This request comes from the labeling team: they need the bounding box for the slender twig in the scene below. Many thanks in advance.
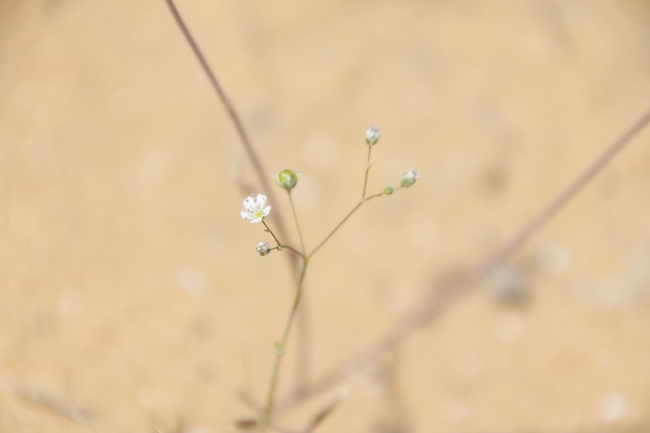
[362,146,372,198]
[307,189,391,259]
[277,107,650,412]
[289,193,307,255]
[365,191,386,201]
[261,261,309,431]
[308,201,363,259]
[272,245,303,257]
[263,220,282,247]
[163,0,278,215]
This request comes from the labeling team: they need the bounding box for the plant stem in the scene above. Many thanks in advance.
[272,245,303,256]
[261,260,309,431]
[263,220,303,257]
[163,0,290,240]
[362,146,372,198]
[262,220,281,246]
[289,192,307,255]
[308,201,363,259]
[275,107,650,414]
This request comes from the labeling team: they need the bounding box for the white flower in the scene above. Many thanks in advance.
[400,169,419,187]
[365,124,381,146]
[240,194,271,223]
[256,241,271,256]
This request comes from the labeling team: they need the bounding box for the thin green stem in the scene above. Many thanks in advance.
[261,261,309,431]
[362,146,372,198]
[289,192,307,255]
[365,191,386,201]
[308,201,363,259]
[308,188,396,259]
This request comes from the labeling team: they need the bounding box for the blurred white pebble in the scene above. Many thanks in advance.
[494,311,525,342]
[535,241,571,275]
[175,265,208,296]
[597,393,628,422]
[487,265,531,304]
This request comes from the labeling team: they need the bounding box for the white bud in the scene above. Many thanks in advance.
[256,241,271,256]
[365,125,381,146]
[400,169,419,188]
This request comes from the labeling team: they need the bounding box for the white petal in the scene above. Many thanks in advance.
[240,211,250,220]
[243,196,255,210]
[263,206,271,216]
[256,194,267,208]
[251,216,263,223]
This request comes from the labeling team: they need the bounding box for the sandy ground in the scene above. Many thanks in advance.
[2,0,650,432]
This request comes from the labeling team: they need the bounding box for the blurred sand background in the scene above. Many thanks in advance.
[2,0,650,432]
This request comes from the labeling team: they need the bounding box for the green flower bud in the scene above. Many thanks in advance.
[384,185,394,195]
[275,169,298,191]
[400,169,419,188]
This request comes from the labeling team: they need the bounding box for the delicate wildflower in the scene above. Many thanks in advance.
[240,194,271,223]
[275,168,298,192]
[365,124,381,146]
[400,169,419,188]
[256,241,271,256]
[383,185,394,195]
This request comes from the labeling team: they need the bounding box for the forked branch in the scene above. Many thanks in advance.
[276,106,650,412]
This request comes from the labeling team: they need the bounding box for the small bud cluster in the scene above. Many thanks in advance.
[256,241,271,256]
[239,125,419,257]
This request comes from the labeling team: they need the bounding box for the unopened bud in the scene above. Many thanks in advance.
[400,169,419,188]
[384,185,394,195]
[256,241,271,256]
[275,169,298,192]
[365,125,381,146]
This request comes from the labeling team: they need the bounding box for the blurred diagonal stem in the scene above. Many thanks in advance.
[163,0,279,216]
[163,0,313,383]
[277,106,650,412]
